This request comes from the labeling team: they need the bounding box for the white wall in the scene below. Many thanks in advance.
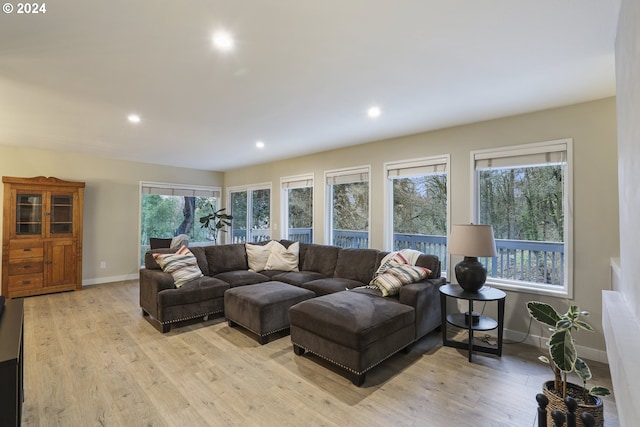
[0,145,223,286]
[603,0,640,425]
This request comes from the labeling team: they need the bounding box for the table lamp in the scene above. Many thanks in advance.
[448,224,497,292]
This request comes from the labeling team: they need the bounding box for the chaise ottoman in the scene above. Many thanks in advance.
[224,281,315,344]
[289,290,416,386]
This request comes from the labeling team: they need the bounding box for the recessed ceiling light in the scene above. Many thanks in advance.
[367,106,381,119]
[212,30,234,52]
[127,114,141,123]
[256,141,265,149]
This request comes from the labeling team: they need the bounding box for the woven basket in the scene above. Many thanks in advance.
[542,381,604,427]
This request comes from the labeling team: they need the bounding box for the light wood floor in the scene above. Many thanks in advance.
[21,280,619,427]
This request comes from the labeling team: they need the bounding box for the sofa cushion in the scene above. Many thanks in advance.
[302,277,364,296]
[187,246,209,275]
[301,244,340,277]
[333,248,379,284]
[205,244,249,275]
[158,276,229,307]
[246,241,275,272]
[153,246,204,287]
[214,270,270,287]
[273,271,326,286]
[415,254,441,278]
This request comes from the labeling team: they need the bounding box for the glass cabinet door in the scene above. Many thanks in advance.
[49,194,73,234]
[15,193,43,235]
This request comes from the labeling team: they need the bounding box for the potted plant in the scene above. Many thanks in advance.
[526,301,610,427]
[199,205,233,245]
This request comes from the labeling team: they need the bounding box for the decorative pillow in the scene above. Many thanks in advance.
[370,265,431,297]
[375,251,410,275]
[246,241,275,272]
[265,241,299,271]
[153,245,203,288]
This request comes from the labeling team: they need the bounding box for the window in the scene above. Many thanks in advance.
[472,139,572,297]
[325,166,370,248]
[139,182,221,264]
[385,156,449,273]
[228,184,272,243]
[281,174,314,243]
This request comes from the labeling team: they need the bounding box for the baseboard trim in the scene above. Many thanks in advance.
[82,274,138,287]
[503,328,609,364]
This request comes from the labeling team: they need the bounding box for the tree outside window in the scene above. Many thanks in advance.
[473,139,571,295]
[140,184,220,264]
[229,186,271,243]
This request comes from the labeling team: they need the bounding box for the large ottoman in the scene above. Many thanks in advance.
[224,281,315,344]
[289,290,416,386]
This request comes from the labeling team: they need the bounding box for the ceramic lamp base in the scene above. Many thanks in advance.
[455,256,487,292]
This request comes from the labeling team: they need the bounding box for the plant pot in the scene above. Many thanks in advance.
[542,380,604,427]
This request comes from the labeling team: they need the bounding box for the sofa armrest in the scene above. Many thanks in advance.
[139,268,176,318]
[399,277,446,340]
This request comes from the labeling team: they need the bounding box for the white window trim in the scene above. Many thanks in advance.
[280,173,314,241]
[227,182,273,244]
[383,155,451,277]
[324,165,371,247]
[138,181,222,267]
[470,138,573,298]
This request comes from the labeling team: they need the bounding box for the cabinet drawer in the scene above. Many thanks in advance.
[8,259,44,276]
[9,240,44,259]
[8,274,43,291]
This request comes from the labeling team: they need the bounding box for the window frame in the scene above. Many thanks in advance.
[138,181,222,267]
[280,173,314,243]
[470,138,573,298]
[383,155,451,277]
[324,165,371,248]
[227,182,273,244]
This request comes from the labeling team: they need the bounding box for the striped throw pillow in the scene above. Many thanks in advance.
[370,265,431,297]
[153,245,203,288]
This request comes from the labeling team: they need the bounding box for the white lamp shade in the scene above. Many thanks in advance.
[447,224,497,257]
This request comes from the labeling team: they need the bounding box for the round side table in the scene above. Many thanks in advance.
[439,283,506,362]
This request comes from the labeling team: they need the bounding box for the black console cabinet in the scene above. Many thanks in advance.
[0,298,24,427]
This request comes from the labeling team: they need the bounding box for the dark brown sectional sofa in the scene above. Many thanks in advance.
[139,240,446,385]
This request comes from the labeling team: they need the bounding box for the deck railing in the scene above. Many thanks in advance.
[229,228,564,286]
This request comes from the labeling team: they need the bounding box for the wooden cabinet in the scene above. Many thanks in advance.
[2,176,84,298]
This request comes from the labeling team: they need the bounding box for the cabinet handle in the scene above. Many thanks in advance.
[23,265,32,269]
[23,248,32,252]
[22,280,31,285]
[45,260,52,265]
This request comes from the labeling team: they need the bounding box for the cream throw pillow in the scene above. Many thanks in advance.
[246,241,275,272]
[265,241,299,271]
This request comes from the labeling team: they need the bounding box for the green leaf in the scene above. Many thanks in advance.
[575,320,594,332]
[556,319,571,330]
[549,329,576,372]
[574,358,592,382]
[527,301,561,327]
[589,386,611,397]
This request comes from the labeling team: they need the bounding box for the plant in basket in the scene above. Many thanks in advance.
[526,301,610,427]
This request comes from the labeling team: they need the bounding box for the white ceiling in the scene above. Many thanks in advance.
[0,0,620,171]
